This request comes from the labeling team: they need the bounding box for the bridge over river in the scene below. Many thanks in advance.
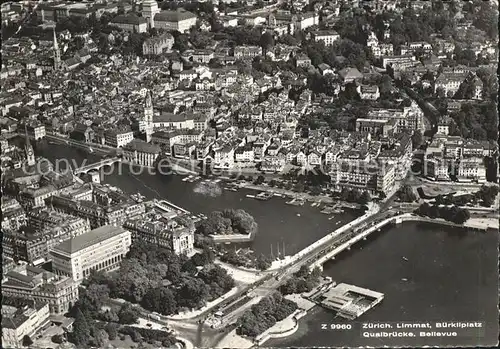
[73,157,121,175]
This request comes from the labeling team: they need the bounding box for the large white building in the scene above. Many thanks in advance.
[214,144,235,169]
[434,73,468,97]
[312,30,340,46]
[456,157,486,182]
[330,162,396,196]
[50,225,132,283]
[296,12,319,30]
[143,33,174,55]
[104,128,134,148]
[154,8,197,32]
[124,216,195,255]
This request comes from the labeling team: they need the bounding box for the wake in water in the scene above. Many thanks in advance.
[129,173,162,198]
[193,181,222,197]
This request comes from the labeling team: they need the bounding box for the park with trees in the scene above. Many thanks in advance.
[236,292,298,338]
[414,203,471,225]
[67,240,237,347]
[396,185,418,202]
[280,266,322,295]
[74,240,234,314]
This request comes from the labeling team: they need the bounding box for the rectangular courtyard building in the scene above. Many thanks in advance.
[50,225,132,283]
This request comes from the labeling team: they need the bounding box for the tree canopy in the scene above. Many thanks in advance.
[82,241,235,316]
[415,203,471,224]
[236,292,298,337]
[196,209,258,236]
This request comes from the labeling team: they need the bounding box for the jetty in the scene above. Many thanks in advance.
[286,198,305,206]
[321,204,344,214]
[308,283,384,320]
[255,192,273,200]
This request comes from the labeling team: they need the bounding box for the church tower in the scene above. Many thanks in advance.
[142,0,160,30]
[53,28,61,71]
[24,126,35,166]
[144,90,154,142]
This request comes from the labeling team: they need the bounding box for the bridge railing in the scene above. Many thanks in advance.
[309,213,414,269]
[73,157,120,173]
[287,203,379,266]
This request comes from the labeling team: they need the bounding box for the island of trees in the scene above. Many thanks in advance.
[196,209,258,237]
[475,185,499,207]
[396,185,418,202]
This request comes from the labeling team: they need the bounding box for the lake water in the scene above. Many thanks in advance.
[267,222,499,347]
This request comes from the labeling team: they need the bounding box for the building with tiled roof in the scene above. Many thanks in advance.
[2,264,78,314]
[154,9,197,32]
[312,30,340,46]
[109,14,148,33]
[124,212,194,255]
[1,301,50,348]
[122,139,161,167]
[143,33,174,56]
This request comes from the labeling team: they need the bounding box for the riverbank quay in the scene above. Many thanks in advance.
[165,287,240,320]
[215,293,316,348]
[240,182,336,203]
[214,260,269,285]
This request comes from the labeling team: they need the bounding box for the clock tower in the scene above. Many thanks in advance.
[142,0,160,30]
[24,126,35,166]
[144,90,154,142]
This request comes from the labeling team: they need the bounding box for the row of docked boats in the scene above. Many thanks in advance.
[246,191,274,200]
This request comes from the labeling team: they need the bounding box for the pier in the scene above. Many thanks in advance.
[315,283,384,320]
[152,199,190,215]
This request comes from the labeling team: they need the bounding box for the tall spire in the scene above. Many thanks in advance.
[24,125,35,166]
[53,27,59,49]
[24,124,30,145]
[53,27,61,70]
[144,90,154,135]
[145,89,152,109]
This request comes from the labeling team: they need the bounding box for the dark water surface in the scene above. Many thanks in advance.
[34,142,355,257]
[34,142,499,346]
[267,222,499,347]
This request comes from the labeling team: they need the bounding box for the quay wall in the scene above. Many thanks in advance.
[309,213,488,269]
[209,232,254,243]
[286,203,379,266]
[255,309,308,346]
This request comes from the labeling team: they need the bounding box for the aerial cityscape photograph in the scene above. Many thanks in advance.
[0,0,498,348]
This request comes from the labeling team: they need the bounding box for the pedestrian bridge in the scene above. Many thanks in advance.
[74,157,121,175]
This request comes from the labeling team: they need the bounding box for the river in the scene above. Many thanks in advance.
[32,141,499,346]
[32,141,357,257]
